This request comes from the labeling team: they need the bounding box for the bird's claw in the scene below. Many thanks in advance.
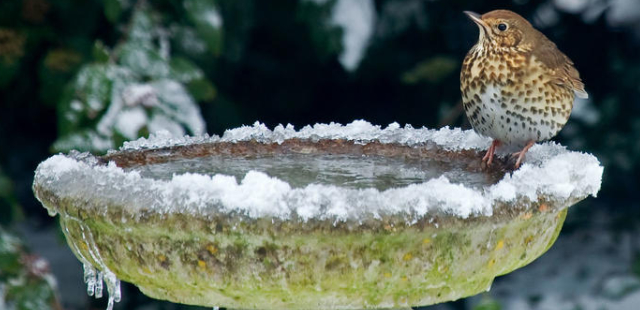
[482,140,502,166]
[511,140,536,169]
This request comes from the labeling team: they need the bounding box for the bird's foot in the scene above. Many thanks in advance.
[482,140,502,166]
[511,140,536,169]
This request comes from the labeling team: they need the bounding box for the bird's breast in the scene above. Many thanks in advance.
[461,48,575,145]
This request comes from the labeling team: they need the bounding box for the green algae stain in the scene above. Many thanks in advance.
[47,192,568,309]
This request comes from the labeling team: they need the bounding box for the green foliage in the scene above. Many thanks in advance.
[53,5,214,153]
[296,0,343,62]
[92,41,111,63]
[39,48,84,107]
[0,229,59,310]
[103,0,125,24]
[187,78,217,101]
[0,28,25,88]
[402,56,458,85]
[0,230,21,281]
[183,0,224,56]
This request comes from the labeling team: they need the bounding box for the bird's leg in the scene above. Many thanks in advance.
[482,140,501,166]
[511,140,536,169]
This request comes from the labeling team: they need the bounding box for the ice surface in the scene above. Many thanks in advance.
[132,154,495,190]
[36,121,603,221]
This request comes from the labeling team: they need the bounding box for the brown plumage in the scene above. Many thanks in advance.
[460,10,587,168]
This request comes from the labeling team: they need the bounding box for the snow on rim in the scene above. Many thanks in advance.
[118,120,490,151]
[35,121,603,221]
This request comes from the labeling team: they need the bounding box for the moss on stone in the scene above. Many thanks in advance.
[40,187,567,309]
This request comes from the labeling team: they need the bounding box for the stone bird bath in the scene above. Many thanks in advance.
[32,121,603,309]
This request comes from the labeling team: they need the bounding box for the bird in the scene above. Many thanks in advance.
[460,10,587,169]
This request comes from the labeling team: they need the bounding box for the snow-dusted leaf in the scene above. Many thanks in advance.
[92,41,110,63]
[57,64,135,136]
[150,79,206,135]
[297,0,343,62]
[128,8,155,44]
[118,42,171,78]
[0,229,60,309]
[183,0,223,56]
[186,78,216,101]
[53,130,115,153]
[104,0,123,24]
[53,6,209,153]
[169,57,204,83]
[171,25,208,56]
[55,76,206,152]
[148,113,186,137]
[114,106,148,140]
[121,83,159,107]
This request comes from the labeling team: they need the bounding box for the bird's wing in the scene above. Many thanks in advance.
[533,33,589,99]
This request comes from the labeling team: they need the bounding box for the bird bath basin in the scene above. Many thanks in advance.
[32,121,603,309]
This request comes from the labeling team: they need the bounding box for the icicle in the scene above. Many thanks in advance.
[112,278,122,302]
[81,224,122,310]
[104,271,121,303]
[106,296,115,310]
[65,217,123,310]
[82,263,97,296]
[95,272,104,298]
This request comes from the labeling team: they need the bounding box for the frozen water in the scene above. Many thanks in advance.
[36,121,603,222]
[83,263,96,296]
[131,154,496,190]
[62,217,121,310]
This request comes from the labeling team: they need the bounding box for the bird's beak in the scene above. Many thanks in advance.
[464,11,488,30]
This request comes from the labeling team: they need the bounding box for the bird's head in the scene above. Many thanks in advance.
[464,10,534,49]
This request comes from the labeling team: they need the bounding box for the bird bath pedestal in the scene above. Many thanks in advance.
[32,121,602,309]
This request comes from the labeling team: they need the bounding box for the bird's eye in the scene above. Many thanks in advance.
[497,23,508,31]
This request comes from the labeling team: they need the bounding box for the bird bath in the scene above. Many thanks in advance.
[32,121,603,309]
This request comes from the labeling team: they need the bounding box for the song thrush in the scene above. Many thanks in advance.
[460,10,587,168]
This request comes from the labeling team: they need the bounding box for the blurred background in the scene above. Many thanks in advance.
[1,0,639,309]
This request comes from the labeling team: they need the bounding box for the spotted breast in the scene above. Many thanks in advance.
[460,10,587,168]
